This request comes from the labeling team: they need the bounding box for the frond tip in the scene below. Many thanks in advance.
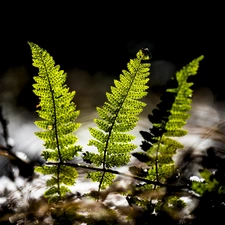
[83,48,151,190]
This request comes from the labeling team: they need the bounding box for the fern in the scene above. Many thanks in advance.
[29,42,82,202]
[83,49,151,190]
[138,55,204,187]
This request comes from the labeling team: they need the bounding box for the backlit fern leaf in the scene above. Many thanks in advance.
[83,49,151,190]
[138,56,204,187]
[29,42,82,202]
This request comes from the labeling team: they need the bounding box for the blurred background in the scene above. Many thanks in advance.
[0,3,224,175]
[1,3,224,105]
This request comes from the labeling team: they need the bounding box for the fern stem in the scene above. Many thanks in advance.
[47,75,62,163]
[57,164,61,198]
[41,56,62,163]
[154,125,165,189]
[98,171,106,197]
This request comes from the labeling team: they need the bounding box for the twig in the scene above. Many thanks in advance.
[46,161,188,191]
[0,105,12,149]
[0,146,37,178]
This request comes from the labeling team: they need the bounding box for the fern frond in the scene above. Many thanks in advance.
[83,49,151,190]
[139,55,204,187]
[29,42,82,202]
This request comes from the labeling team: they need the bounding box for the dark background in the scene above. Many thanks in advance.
[0,4,224,107]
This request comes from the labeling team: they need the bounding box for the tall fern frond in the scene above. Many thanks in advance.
[29,42,82,202]
[83,49,151,190]
[138,55,204,187]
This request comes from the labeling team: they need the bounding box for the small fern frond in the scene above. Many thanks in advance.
[83,49,151,190]
[29,42,82,202]
[139,55,204,186]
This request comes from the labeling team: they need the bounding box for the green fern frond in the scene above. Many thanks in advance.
[29,42,82,202]
[83,49,151,190]
[139,55,204,186]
